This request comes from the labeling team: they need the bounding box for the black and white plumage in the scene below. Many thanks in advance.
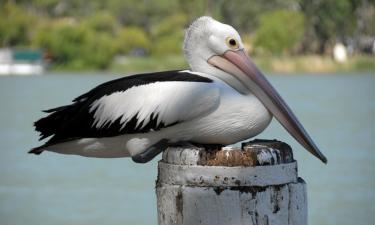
[30,17,327,163]
[31,69,268,159]
[33,70,213,143]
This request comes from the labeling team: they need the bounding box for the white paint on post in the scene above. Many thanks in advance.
[156,140,307,225]
[157,162,297,187]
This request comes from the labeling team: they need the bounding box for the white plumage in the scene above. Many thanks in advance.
[90,77,220,130]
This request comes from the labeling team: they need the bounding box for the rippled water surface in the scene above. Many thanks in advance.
[0,72,374,225]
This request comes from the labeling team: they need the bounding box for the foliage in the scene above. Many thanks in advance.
[32,20,115,69]
[81,33,116,69]
[298,0,359,53]
[32,20,87,64]
[1,0,373,70]
[253,10,305,54]
[0,2,37,47]
[82,11,119,35]
[219,0,298,33]
[110,55,187,72]
[150,14,187,56]
[115,27,151,55]
[151,34,183,56]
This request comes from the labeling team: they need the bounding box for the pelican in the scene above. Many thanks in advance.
[30,17,327,163]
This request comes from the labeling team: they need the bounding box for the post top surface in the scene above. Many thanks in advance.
[162,139,294,167]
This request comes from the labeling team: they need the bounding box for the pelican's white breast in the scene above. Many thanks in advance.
[164,74,272,145]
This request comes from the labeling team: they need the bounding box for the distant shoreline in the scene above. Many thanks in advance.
[253,55,375,73]
[48,54,375,74]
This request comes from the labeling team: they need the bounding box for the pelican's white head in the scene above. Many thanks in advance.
[184,16,248,93]
[183,16,327,164]
[184,17,243,68]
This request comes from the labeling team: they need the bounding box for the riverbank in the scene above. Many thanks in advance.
[107,54,375,74]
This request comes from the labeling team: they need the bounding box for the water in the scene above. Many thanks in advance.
[0,72,374,225]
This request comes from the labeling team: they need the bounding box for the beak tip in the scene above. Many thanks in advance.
[322,156,328,164]
[316,151,328,164]
[307,144,327,164]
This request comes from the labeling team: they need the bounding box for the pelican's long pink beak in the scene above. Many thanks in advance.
[208,50,327,163]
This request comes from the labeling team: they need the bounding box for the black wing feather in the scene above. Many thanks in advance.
[34,70,212,147]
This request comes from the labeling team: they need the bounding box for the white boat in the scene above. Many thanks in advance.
[0,48,46,75]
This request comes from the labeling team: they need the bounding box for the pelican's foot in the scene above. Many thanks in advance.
[168,142,224,151]
[168,141,197,148]
[132,139,169,164]
[191,143,225,151]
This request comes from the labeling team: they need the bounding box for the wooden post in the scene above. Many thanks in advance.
[156,140,307,225]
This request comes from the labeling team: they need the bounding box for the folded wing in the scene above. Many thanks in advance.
[34,70,220,147]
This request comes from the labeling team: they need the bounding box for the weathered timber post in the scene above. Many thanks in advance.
[156,140,307,225]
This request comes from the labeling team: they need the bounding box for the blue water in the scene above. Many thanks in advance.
[0,72,374,225]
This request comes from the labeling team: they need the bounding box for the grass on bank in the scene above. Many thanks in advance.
[254,55,375,73]
[108,54,375,74]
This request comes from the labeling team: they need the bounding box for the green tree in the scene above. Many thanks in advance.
[253,10,305,54]
[151,14,187,56]
[220,0,299,34]
[298,0,361,53]
[0,2,37,46]
[82,11,119,35]
[82,32,116,69]
[115,27,151,55]
[32,20,89,65]
[32,19,116,69]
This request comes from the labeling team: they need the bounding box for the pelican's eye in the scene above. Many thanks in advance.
[226,37,239,49]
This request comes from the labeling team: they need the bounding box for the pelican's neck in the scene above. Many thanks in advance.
[189,59,250,95]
